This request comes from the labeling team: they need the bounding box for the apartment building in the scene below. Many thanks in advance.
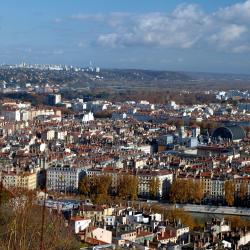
[2,170,37,190]
[46,165,85,192]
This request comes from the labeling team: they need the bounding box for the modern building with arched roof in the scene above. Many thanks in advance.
[212,124,246,142]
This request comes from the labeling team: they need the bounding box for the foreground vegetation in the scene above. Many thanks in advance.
[0,189,79,250]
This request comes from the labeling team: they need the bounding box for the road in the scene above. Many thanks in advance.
[158,203,250,216]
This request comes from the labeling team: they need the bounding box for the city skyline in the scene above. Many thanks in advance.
[1,0,250,74]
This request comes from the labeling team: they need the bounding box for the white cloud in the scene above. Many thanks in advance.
[71,1,250,53]
[218,0,250,22]
[98,33,119,47]
[210,24,247,45]
[98,5,207,49]
[232,45,250,53]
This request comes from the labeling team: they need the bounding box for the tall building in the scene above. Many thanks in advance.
[47,165,85,192]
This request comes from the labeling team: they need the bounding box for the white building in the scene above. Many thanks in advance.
[70,216,91,234]
[137,170,173,198]
[1,108,21,121]
[47,165,85,192]
[82,112,94,123]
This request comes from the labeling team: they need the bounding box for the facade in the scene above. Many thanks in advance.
[1,108,21,121]
[46,165,85,192]
[2,171,37,190]
[77,205,113,222]
[70,216,91,234]
[86,168,173,198]
[82,112,94,123]
[86,227,112,244]
[137,170,173,198]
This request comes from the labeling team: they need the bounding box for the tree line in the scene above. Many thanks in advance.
[79,174,139,204]
[79,174,250,207]
[169,179,204,204]
[224,180,248,207]
[169,179,249,207]
[79,174,162,204]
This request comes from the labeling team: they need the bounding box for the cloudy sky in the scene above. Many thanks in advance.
[1,0,250,73]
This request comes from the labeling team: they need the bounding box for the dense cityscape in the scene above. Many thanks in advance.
[1,0,250,250]
[0,62,249,250]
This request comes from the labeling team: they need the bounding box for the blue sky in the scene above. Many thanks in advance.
[1,0,250,73]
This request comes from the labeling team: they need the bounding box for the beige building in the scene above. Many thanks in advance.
[86,227,112,244]
[77,205,113,222]
[2,171,37,190]
[137,170,173,198]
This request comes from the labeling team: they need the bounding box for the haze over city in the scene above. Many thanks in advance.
[1,0,250,73]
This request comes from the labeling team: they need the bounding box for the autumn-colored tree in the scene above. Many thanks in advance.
[224,180,235,206]
[170,179,204,204]
[117,175,127,199]
[133,204,198,230]
[79,175,112,204]
[180,180,191,203]
[170,179,181,203]
[149,178,160,199]
[0,189,79,250]
[79,175,91,197]
[91,175,112,204]
[95,175,112,196]
[118,175,138,200]
[130,176,139,200]
[191,181,204,204]
[170,179,191,204]
[239,181,248,202]
[225,216,250,231]
[164,208,197,230]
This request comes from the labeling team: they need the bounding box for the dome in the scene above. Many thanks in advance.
[212,125,246,141]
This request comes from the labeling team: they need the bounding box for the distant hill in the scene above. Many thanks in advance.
[100,69,192,82]
[0,67,249,91]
